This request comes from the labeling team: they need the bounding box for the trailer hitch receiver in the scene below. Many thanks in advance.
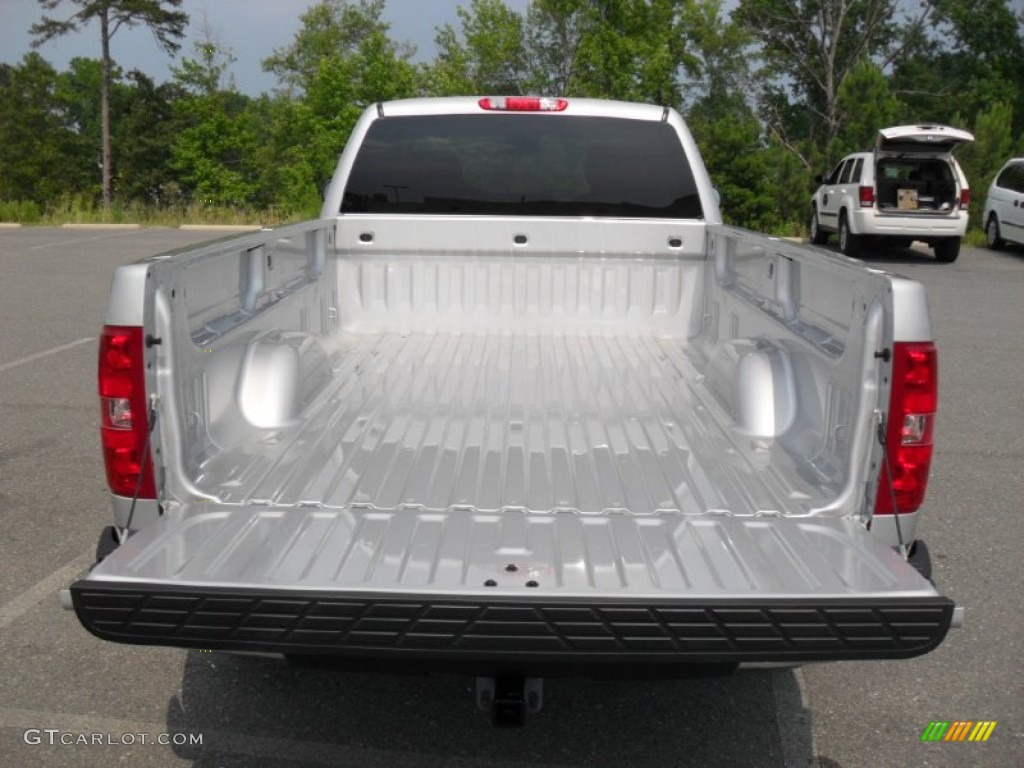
[476,676,543,727]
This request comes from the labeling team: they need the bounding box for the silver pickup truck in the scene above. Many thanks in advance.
[67,97,958,724]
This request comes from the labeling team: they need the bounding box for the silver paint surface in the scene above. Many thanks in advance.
[85,216,935,600]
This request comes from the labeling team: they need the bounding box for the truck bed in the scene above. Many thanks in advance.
[71,220,955,667]
[200,327,810,517]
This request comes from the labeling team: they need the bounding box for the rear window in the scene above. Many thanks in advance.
[878,160,952,183]
[341,114,702,218]
[995,162,1024,192]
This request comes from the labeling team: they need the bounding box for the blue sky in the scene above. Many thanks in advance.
[0,0,531,94]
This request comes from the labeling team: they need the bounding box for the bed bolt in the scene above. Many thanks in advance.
[484,579,497,587]
[505,563,518,572]
[526,580,539,588]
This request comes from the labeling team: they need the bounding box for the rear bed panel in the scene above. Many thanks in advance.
[75,507,935,597]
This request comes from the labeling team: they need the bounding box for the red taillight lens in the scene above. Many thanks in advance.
[875,342,937,515]
[98,326,155,498]
[859,186,875,207]
[959,188,970,210]
[478,97,568,112]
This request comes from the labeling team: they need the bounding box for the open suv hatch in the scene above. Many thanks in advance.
[811,125,973,262]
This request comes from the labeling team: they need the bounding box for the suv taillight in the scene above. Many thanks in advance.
[874,342,937,515]
[959,188,970,210]
[859,186,875,207]
[98,326,155,498]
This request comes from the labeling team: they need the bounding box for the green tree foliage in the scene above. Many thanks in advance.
[262,0,407,93]
[681,1,784,229]
[259,1,418,215]
[679,0,752,114]
[3,0,1022,233]
[30,0,188,208]
[114,71,182,204]
[955,102,1015,228]
[695,111,782,230]
[829,60,900,162]
[53,57,108,197]
[0,54,75,204]
[427,0,528,95]
[526,0,696,105]
[170,38,263,208]
[428,0,704,106]
[891,0,1023,136]
[734,0,929,168]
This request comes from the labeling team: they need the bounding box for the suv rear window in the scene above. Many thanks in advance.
[341,114,703,218]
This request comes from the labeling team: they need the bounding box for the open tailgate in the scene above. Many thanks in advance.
[70,505,955,667]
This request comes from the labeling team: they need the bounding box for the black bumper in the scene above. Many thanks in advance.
[70,582,955,668]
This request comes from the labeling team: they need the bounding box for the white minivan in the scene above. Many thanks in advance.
[984,158,1024,249]
[810,125,974,262]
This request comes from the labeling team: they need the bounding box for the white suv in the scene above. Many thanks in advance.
[810,125,974,262]
[983,158,1024,249]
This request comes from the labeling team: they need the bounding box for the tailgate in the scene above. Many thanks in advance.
[71,505,955,665]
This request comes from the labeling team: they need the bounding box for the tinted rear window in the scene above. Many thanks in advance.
[996,162,1024,192]
[341,114,702,218]
[878,159,952,182]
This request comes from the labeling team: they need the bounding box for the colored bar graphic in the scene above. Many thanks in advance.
[921,720,996,743]
[968,722,997,742]
[944,721,972,741]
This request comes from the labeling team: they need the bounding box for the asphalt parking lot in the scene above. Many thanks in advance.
[0,227,1021,767]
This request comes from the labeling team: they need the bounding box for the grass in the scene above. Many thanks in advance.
[963,228,988,248]
[1,198,994,247]
[0,195,305,228]
[0,200,44,223]
[772,220,810,239]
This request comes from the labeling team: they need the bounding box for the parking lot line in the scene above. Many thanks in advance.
[0,338,95,374]
[26,231,141,251]
[0,554,91,631]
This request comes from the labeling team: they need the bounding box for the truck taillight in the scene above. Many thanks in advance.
[959,188,970,210]
[875,342,937,515]
[478,97,568,112]
[859,186,875,207]
[98,326,155,498]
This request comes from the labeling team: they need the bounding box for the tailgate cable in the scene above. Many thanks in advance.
[119,397,159,542]
[875,412,908,559]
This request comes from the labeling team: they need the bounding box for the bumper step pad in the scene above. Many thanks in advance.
[72,583,954,664]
